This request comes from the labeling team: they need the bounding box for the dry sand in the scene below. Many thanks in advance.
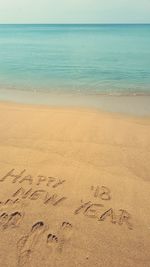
[0,101,150,267]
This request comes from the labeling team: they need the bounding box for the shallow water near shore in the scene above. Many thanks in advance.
[0,24,150,97]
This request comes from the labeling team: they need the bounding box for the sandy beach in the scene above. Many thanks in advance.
[0,101,150,267]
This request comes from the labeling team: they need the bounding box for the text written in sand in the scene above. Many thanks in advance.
[0,168,133,265]
[74,200,133,230]
[0,169,67,208]
[0,168,133,230]
[0,168,66,188]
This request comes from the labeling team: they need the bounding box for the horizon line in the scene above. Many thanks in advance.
[0,22,150,25]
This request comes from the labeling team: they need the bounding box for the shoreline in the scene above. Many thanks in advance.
[0,88,150,116]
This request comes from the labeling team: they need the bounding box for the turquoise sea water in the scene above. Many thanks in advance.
[0,24,150,96]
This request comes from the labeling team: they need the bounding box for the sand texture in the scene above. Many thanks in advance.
[0,102,150,267]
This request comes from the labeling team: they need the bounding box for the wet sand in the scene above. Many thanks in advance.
[0,88,150,116]
[0,101,150,267]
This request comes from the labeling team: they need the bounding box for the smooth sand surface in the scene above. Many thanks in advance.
[0,102,150,267]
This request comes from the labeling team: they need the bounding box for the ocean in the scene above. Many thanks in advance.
[0,24,150,96]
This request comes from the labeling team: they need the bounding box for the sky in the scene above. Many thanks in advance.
[0,0,150,24]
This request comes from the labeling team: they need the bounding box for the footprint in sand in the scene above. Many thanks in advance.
[17,221,48,266]
[46,221,73,253]
[47,233,58,252]
[57,221,73,253]
[47,233,58,243]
